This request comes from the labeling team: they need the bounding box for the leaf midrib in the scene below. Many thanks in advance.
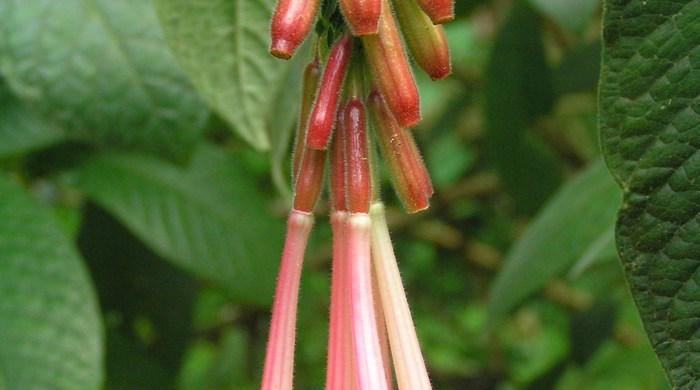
[85,154,249,228]
[84,0,159,115]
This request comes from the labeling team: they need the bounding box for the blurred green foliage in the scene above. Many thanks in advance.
[0,0,677,389]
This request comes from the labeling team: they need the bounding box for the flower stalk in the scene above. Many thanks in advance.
[326,211,356,390]
[371,202,432,390]
[261,210,314,390]
[326,125,356,390]
[347,213,389,390]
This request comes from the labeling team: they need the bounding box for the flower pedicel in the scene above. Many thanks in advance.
[263,0,451,388]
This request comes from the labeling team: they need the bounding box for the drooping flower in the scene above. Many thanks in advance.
[262,1,452,388]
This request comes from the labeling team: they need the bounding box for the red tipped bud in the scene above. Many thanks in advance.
[339,0,381,36]
[270,0,322,59]
[292,57,322,180]
[403,121,433,197]
[306,33,353,149]
[344,99,371,214]
[293,147,327,213]
[362,0,420,127]
[330,109,348,212]
[369,88,432,213]
[393,0,451,80]
[415,0,454,24]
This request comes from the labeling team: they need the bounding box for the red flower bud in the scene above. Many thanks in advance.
[369,88,432,213]
[270,0,322,59]
[403,121,433,198]
[344,99,371,214]
[415,0,454,24]
[339,0,381,36]
[362,0,420,127]
[292,57,321,180]
[330,106,348,212]
[293,147,327,213]
[393,0,451,80]
[306,33,353,150]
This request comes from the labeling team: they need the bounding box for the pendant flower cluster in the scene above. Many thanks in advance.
[262,1,453,389]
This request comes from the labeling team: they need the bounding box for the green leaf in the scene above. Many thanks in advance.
[554,40,603,96]
[501,302,570,385]
[556,299,671,390]
[567,225,618,279]
[0,81,65,159]
[0,175,103,389]
[600,1,700,386]
[0,0,208,161]
[528,0,599,34]
[426,132,477,189]
[153,0,287,150]
[484,0,563,215]
[71,144,283,306]
[488,159,622,323]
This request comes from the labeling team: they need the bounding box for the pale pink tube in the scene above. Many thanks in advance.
[372,256,394,389]
[347,214,389,390]
[261,210,314,390]
[370,202,432,390]
[326,211,356,390]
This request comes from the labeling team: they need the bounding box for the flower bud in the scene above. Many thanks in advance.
[330,106,348,212]
[270,0,322,59]
[369,88,432,213]
[415,0,454,24]
[339,0,381,36]
[344,99,371,214]
[293,147,327,213]
[292,57,321,181]
[404,121,433,197]
[306,33,353,149]
[362,0,420,127]
[393,0,451,80]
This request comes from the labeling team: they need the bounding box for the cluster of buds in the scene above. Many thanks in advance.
[263,1,453,389]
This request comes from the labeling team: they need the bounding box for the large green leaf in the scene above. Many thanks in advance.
[0,175,103,389]
[0,81,65,159]
[488,159,622,323]
[0,0,208,161]
[600,1,700,387]
[71,144,283,306]
[556,299,670,390]
[153,0,287,150]
[484,0,563,215]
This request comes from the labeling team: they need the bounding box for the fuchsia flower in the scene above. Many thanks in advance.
[263,2,451,388]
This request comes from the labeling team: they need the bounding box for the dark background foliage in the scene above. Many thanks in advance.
[0,0,678,388]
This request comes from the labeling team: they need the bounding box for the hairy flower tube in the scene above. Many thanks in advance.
[263,1,454,388]
[339,0,381,36]
[270,0,322,59]
[414,0,455,24]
